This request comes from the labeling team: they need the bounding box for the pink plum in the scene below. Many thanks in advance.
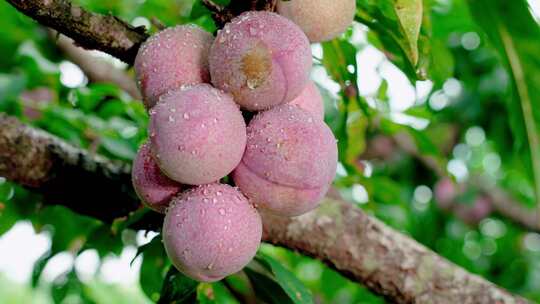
[131,142,181,213]
[209,11,312,111]
[288,81,324,120]
[277,0,356,42]
[163,183,262,282]
[149,84,246,185]
[233,104,338,216]
[135,25,214,109]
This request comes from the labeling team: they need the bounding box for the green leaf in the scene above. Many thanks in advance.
[31,250,53,287]
[345,108,368,166]
[244,268,294,304]
[197,283,216,304]
[467,0,540,205]
[256,254,314,304]
[51,270,92,304]
[407,127,441,156]
[131,234,158,267]
[379,117,441,157]
[158,267,198,304]
[368,176,406,206]
[321,38,370,174]
[17,40,58,74]
[111,207,151,234]
[196,281,242,304]
[0,73,26,108]
[356,0,430,79]
[0,180,17,235]
[32,206,100,253]
[0,202,17,236]
[139,236,169,302]
[427,39,455,86]
[84,225,123,258]
[100,136,137,160]
[393,0,423,66]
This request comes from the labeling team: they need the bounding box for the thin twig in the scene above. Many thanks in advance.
[201,0,224,13]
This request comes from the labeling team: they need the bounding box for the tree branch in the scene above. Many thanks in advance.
[201,0,225,14]
[0,114,139,222]
[0,114,528,303]
[5,0,277,64]
[6,0,148,63]
[263,204,527,304]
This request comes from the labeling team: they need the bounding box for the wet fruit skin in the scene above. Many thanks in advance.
[131,142,181,213]
[163,184,262,282]
[209,11,312,111]
[233,104,338,216]
[277,0,356,43]
[288,80,325,120]
[149,84,247,185]
[134,25,214,109]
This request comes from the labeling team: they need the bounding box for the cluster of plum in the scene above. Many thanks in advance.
[131,0,355,282]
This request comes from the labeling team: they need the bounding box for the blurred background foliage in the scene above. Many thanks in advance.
[0,0,540,303]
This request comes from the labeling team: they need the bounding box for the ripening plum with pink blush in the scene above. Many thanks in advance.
[233,105,338,216]
[163,184,262,282]
[134,25,213,109]
[131,142,181,213]
[277,0,356,42]
[209,11,312,111]
[288,81,325,120]
[149,84,246,185]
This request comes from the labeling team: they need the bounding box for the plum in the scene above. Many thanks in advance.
[149,84,246,185]
[163,183,262,282]
[277,0,356,42]
[233,105,337,216]
[288,81,324,120]
[135,25,214,109]
[131,142,181,213]
[209,11,312,111]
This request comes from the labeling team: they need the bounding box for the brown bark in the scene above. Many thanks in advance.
[0,114,139,222]
[6,0,148,63]
[263,203,528,304]
[0,113,528,303]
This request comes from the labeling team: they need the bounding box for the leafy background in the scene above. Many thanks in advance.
[0,0,540,303]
